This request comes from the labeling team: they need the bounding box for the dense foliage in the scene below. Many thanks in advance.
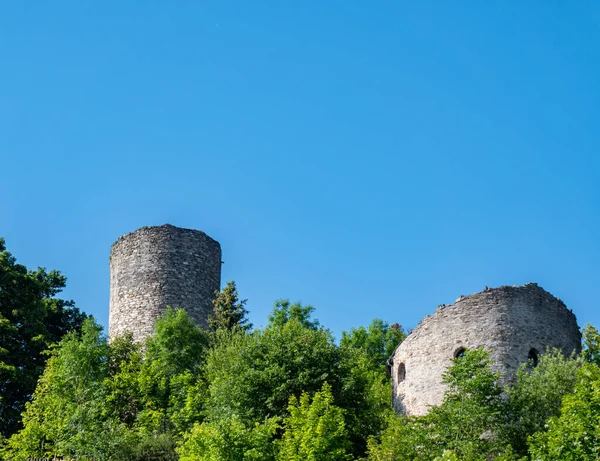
[0,238,86,439]
[2,290,403,460]
[2,251,600,460]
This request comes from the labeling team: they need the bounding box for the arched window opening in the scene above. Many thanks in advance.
[397,363,406,383]
[454,347,466,359]
[528,348,539,367]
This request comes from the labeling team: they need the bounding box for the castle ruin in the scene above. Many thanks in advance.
[390,283,581,416]
[108,224,221,342]
[107,226,583,417]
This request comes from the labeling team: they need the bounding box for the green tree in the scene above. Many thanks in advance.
[137,307,210,437]
[2,319,132,460]
[3,308,211,460]
[0,237,86,437]
[267,299,320,330]
[427,348,506,460]
[209,280,252,332]
[337,343,394,456]
[340,319,406,370]
[367,412,435,461]
[204,308,405,459]
[277,382,351,461]
[177,415,279,461]
[582,323,600,366]
[104,332,144,428]
[204,316,340,424]
[528,362,600,461]
[503,348,582,455]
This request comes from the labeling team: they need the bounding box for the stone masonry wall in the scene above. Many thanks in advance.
[391,283,581,416]
[108,224,221,342]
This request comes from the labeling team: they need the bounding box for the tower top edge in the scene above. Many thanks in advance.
[401,282,575,342]
[110,224,221,250]
[449,282,564,305]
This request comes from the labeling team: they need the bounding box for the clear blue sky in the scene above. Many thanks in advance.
[2,2,599,339]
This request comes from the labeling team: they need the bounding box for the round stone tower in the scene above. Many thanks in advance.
[108,224,221,342]
[390,283,581,416]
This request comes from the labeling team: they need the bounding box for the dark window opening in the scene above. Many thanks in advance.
[528,348,539,367]
[397,363,406,382]
[454,347,466,359]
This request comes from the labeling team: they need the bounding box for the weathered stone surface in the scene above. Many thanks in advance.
[108,224,221,342]
[391,283,581,416]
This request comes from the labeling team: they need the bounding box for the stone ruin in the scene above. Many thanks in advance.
[106,226,582,417]
[389,283,581,416]
[108,224,221,342]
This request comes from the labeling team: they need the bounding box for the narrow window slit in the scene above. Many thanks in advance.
[397,363,406,382]
[528,348,539,367]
